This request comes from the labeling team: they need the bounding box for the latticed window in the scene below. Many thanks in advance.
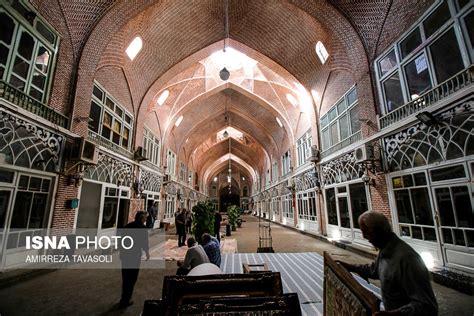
[375,0,473,114]
[0,1,58,103]
[320,87,359,151]
[296,129,312,167]
[167,150,176,176]
[282,193,293,219]
[89,83,134,150]
[143,128,160,166]
[281,150,291,176]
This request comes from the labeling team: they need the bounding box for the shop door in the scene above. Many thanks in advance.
[432,184,474,271]
[0,188,13,268]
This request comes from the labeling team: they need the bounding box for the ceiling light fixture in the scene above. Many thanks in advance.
[219,0,230,81]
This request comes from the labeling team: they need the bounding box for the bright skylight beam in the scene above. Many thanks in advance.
[157,90,169,106]
[126,36,143,61]
[175,115,183,127]
[276,117,283,128]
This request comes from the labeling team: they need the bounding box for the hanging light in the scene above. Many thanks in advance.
[219,0,230,81]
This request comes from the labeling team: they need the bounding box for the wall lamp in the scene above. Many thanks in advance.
[416,111,438,126]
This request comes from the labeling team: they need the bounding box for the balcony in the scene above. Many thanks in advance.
[379,66,474,129]
[87,130,134,159]
[0,80,68,128]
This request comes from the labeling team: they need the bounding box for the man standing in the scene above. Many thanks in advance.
[176,237,209,275]
[119,211,150,308]
[175,208,186,247]
[337,211,438,316]
[214,211,222,242]
[202,233,221,267]
[147,201,159,229]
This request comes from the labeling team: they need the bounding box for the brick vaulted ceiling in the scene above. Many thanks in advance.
[32,0,433,189]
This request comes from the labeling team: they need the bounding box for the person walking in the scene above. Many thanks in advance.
[147,201,159,229]
[214,210,222,242]
[119,211,150,308]
[175,208,186,247]
[185,209,192,234]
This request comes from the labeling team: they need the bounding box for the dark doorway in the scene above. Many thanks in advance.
[220,193,240,212]
[117,198,130,228]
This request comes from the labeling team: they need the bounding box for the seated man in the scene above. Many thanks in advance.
[202,233,221,267]
[176,237,209,275]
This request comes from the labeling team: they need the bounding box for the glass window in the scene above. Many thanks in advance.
[336,99,346,114]
[328,107,337,122]
[102,196,118,228]
[412,188,434,225]
[452,186,472,228]
[379,50,397,77]
[456,0,469,10]
[93,85,104,101]
[326,188,338,225]
[0,169,14,183]
[349,183,368,229]
[89,101,102,133]
[339,114,349,140]
[322,128,330,150]
[89,83,133,150]
[423,1,451,38]
[383,72,405,112]
[347,88,358,106]
[400,28,422,58]
[463,10,474,51]
[395,189,414,223]
[430,28,464,83]
[349,105,361,133]
[338,197,350,228]
[0,5,56,102]
[404,54,432,98]
[442,228,453,244]
[435,187,455,226]
[431,165,466,181]
[330,122,338,146]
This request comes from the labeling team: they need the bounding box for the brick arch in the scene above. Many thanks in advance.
[197,139,266,177]
[203,155,257,189]
[72,0,368,134]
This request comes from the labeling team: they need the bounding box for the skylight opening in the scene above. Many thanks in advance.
[315,41,329,64]
[217,127,243,141]
[210,47,257,71]
[286,93,298,107]
[214,176,218,182]
[157,90,169,106]
[175,115,183,127]
[311,89,321,104]
[276,117,283,128]
[126,36,143,61]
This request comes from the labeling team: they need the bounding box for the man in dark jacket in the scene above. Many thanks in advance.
[175,208,186,247]
[337,211,437,316]
[119,211,150,308]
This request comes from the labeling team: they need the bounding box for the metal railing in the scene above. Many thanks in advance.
[87,130,134,159]
[320,130,362,159]
[379,66,474,129]
[0,80,69,128]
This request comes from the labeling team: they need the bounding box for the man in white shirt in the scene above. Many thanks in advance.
[176,237,209,275]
